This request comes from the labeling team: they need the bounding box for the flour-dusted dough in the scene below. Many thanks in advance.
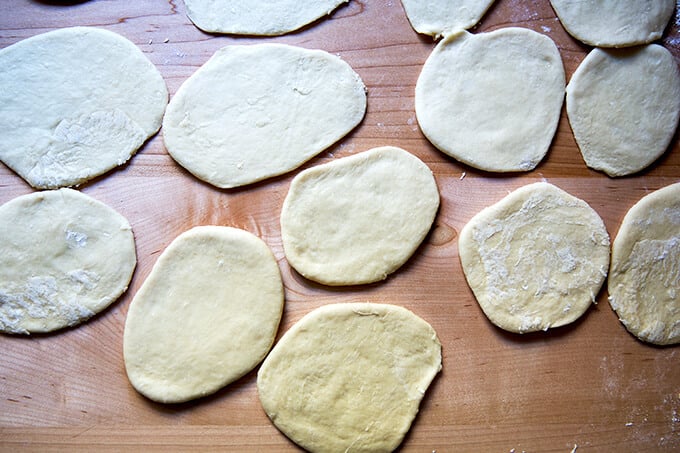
[549,0,675,48]
[257,303,441,452]
[459,182,610,334]
[415,28,564,172]
[184,0,347,35]
[0,189,136,334]
[400,0,496,37]
[608,183,680,345]
[124,226,283,403]
[566,45,680,177]
[280,146,439,286]
[0,27,168,189]
[163,43,366,189]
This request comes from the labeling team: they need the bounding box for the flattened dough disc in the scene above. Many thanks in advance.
[0,189,136,334]
[459,182,610,334]
[566,45,680,177]
[124,226,284,403]
[163,43,366,189]
[0,27,168,189]
[608,183,680,345]
[257,302,442,452]
[184,0,347,35]
[400,0,496,37]
[549,0,675,48]
[280,146,440,286]
[415,28,565,172]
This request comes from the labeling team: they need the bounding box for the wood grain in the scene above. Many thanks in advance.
[1,0,679,451]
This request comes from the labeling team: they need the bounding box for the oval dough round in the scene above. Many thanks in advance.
[0,189,136,334]
[184,0,348,35]
[257,302,441,452]
[566,45,680,177]
[608,183,680,345]
[549,0,675,48]
[0,27,168,189]
[415,28,565,172]
[124,226,283,403]
[459,182,610,334]
[400,0,496,37]
[163,43,366,189]
[280,146,440,286]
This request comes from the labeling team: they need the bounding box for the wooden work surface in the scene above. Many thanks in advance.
[1,0,679,451]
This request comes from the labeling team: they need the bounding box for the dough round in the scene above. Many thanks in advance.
[124,226,283,403]
[549,0,675,48]
[415,28,565,172]
[0,189,136,334]
[566,45,680,177]
[0,27,168,189]
[163,43,366,189]
[608,183,680,345]
[400,0,496,37]
[184,0,347,35]
[257,302,441,452]
[280,146,439,286]
[459,182,610,334]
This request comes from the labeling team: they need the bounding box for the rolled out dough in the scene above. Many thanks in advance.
[549,0,675,48]
[184,0,348,35]
[566,45,680,177]
[415,28,565,172]
[163,43,366,189]
[400,0,496,37]
[0,27,168,189]
[608,183,680,345]
[257,302,442,452]
[0,189,136,334]
[459,182,610,334]
[124,226,283,403]
[280,146,440,286]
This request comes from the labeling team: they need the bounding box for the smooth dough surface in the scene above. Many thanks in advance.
[257,303,441,452]
[400,0,495,37]
[549,0,675,47]
[280,146,439,286]
[0,27,168,189]
[459,182,610,334]
[124,226,283,403]
[0,189,136,334]
[415,28,564,172]
[184,0,347,35]
[566,45,680,177]
[608,183,680,345]
[163,43,366,189]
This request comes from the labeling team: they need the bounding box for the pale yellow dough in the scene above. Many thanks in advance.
[123,226,283,404]
[184,0,347,35]
[0,189,136,334]
[163,43,366,189]
[549,0,675,48]
[280,146,440,286]
[0,27,168,189]
[257,302,442,452]
[459,182,610,334]
[608,183,680,345]
[566,45,680,177]
[415,28,564,172]
[400,0,496,37]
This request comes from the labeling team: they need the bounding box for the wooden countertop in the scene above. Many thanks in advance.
[1,0,679,451]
